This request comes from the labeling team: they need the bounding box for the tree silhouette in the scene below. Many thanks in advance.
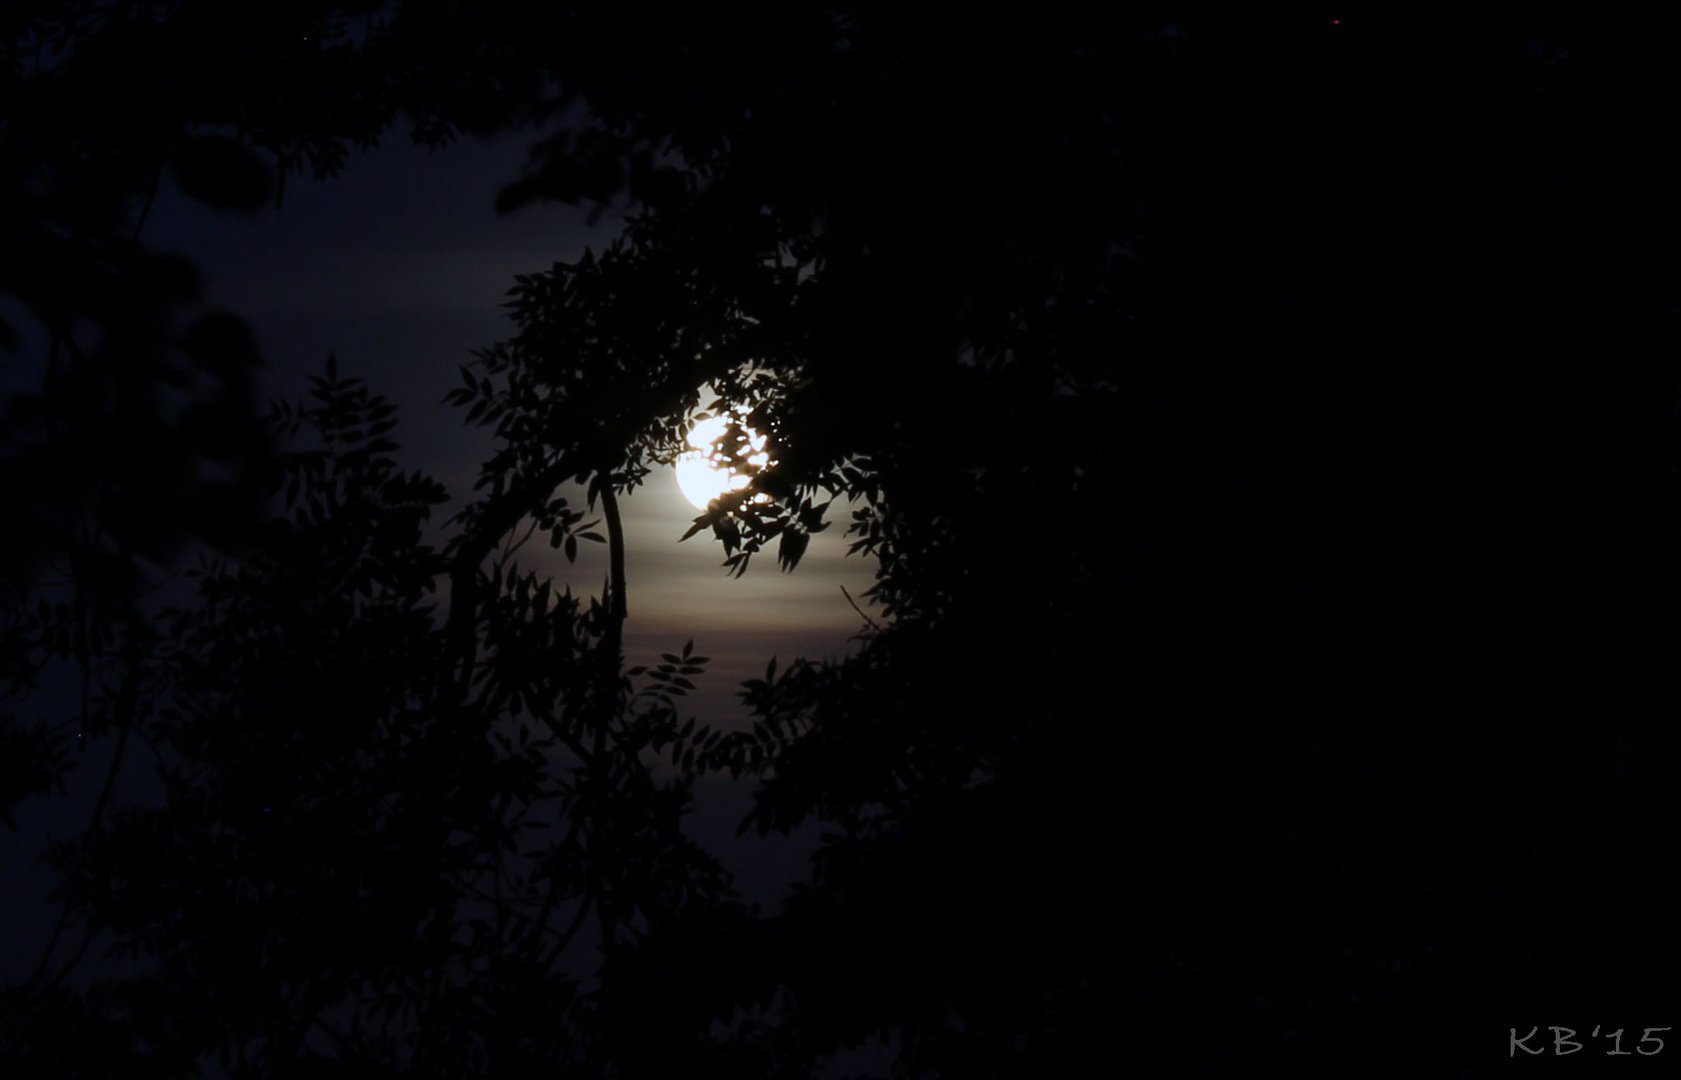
[7,5,1681,1077]
[440,8,1681,1074]
[5,361,765,1075]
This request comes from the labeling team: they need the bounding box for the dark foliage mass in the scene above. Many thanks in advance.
[4,4,1681,1075]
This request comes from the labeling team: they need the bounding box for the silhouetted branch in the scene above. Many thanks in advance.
[840,584,880,633]
[446,458,572,692]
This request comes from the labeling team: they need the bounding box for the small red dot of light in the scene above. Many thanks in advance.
[1332,19,1342,26]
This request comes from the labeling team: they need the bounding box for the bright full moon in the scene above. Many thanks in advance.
[675,414,770,511]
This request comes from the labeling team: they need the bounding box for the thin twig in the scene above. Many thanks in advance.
[840,584,881,632]
[503,516,541,560]
[132,158,164,240]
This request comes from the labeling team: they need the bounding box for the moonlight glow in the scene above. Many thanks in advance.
[675,415,770,510]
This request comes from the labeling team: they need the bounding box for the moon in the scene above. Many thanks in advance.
[675,414,770,510]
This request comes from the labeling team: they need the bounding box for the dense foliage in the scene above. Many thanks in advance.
[6,4,1681,1076]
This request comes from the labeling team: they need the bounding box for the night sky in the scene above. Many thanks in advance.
[2,130,877,979]
[139,130,876,706]
[148,131,880,908]
[8,7,1681,1075]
